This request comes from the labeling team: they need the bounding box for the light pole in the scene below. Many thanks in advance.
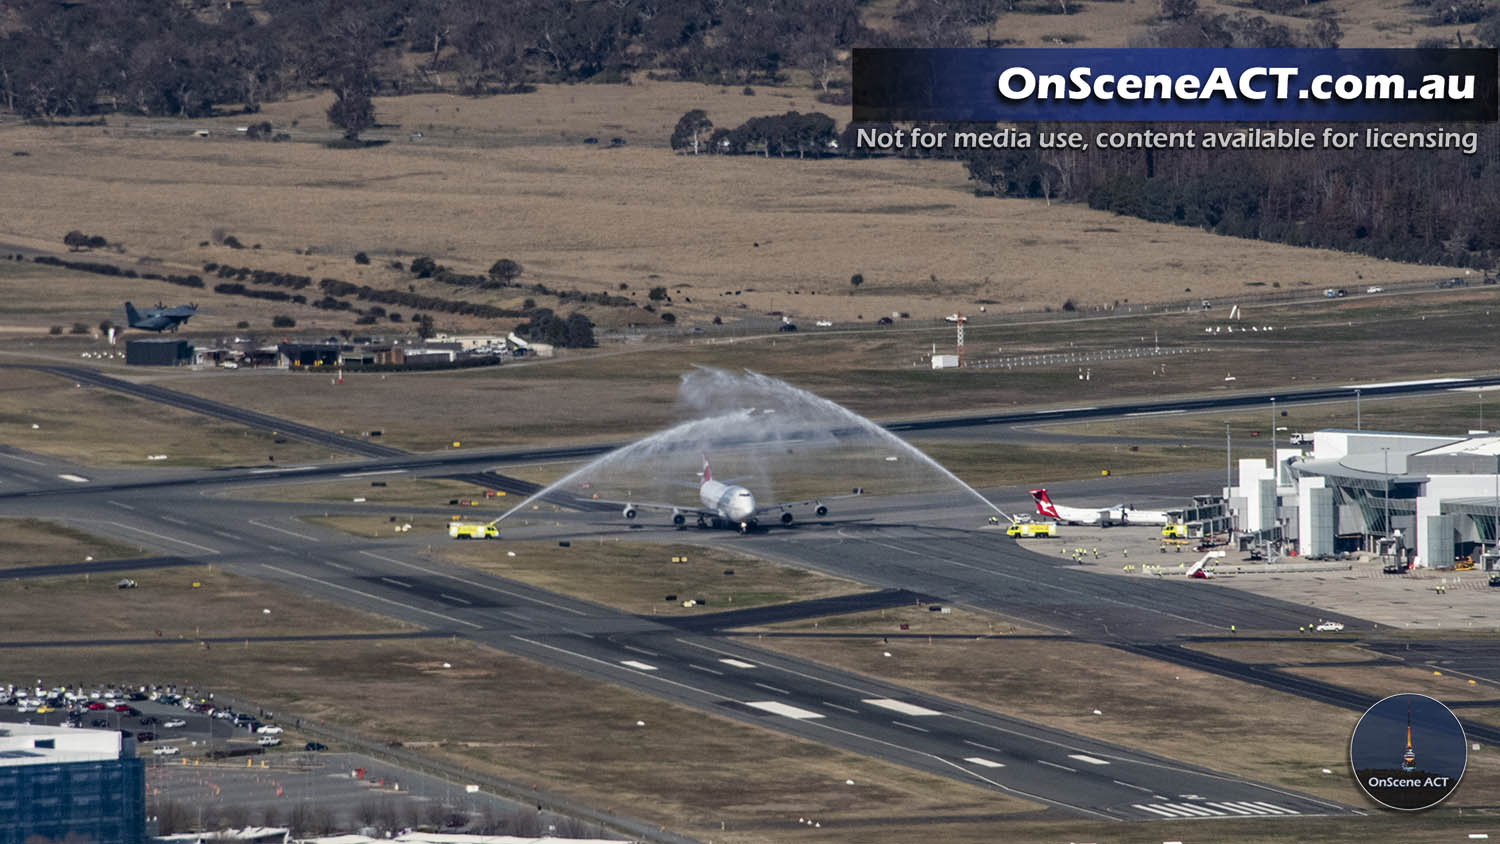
[1270,397,1277,486]
[1225,421,1232,495]
[1356,388,1361,430]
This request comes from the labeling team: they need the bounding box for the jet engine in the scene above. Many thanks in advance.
[672,511,686,526]
[622,505,637,520]
[780,512,794,525]
[815,504,828,517]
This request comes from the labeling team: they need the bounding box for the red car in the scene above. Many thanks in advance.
[112,704,137,714]
[87,702,107,711]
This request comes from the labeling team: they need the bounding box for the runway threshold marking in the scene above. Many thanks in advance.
[360,551,588,616]
[719,658,756,669]
[262,564,481,629]
[964,757,1005,768]
[248,519,320,542]
[620,660,658,671]
[1204,802,1256,815]
[743,701,824,719]
[864,699,943,716]
[1068,754,1110,765]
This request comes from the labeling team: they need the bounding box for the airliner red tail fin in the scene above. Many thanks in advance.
[1029,488,1059,519]
[701,454,711,483]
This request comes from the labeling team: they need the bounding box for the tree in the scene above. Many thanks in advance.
[410,256,438,278]
[63,230,89,251]
[416,313,435,339]
[660,311,676,323]
[670,109,714,154]
[648,286,668,301]
[354,251,370,264]
[322,10,379,142]
[488,258,524,282]
[564,311,596,347]
[850,273,864,287]
[1160,0,1198,19]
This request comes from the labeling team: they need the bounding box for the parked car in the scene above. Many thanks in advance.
[163,719,187,729]
[257,736,281,747]
[778,323,797,332]
[135,731,156,742]
[1366,285,1384,293]
[87,702,107,711]
[257,725,284,735]
[1315,621,1345,632]
[152,745,180,756]
[304,742,327,752]
[876,316,893,325]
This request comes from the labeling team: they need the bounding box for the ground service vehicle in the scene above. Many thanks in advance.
[448,523,499,539]
[1162,524,1187,538]
[1007,521,1058,538]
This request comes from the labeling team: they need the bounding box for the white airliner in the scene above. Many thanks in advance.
[1028,488,1169,527]
[619,456,858,532]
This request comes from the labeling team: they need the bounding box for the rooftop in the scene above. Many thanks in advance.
[0,723,124,766]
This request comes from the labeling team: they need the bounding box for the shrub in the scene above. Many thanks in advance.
[236,321,250,329]
[1061,298,1077,311]
[850,273,864,287]
[354,252,370,265]
[660,311,676,323]
[648,286,668,301]
[488,258,524,282]
[48,325,62,335]
[271,315,296,328]
[69,322,89,334]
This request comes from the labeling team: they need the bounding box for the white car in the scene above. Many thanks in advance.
[163,719,187,729]
[1365,286,1384,294]
[814,320,833,327]
[152,746,180,756]
[257,736,281,747]
[1315,621,1345,632]
[256,725,283,735]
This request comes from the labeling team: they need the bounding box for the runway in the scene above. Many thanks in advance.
[0,474,1357,821]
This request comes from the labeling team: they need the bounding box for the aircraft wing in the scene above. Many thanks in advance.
[753,488,863,517]
[592,497,717,519]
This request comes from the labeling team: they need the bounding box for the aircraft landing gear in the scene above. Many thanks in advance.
[697,516,708,529]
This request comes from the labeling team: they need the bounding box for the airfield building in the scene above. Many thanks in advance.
[0,724,145,844]
[125,338,193,366]
[1229,429,1500,569]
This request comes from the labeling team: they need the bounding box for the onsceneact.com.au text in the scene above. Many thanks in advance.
[996,67,1478,103]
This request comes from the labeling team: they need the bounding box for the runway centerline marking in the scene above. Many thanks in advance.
[339,469,408,478]
[94,521,219,555]
[325,562,352,572]
[864,699,943,717]
[963,740,1006,754]
[892,720,929,733]
[622,645,659,657]
[212,530,243,541]
[753,682,790,695]
[1036,760,1077,773]
[439,593,472,605]
[0,452,45,466]
[248,519,320,542]
[688,664,723,676]
[159,516,189,526]
[380,577,412,588]
[822,702,858,714]
[743,701,823,719]
[510,636,717,698]
[262,564,480,629]
[107,500,135,511]
[1113,779,1155,794]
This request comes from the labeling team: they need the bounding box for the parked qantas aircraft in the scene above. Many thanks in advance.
[618,456,858,532]
[1028,488,1169,526]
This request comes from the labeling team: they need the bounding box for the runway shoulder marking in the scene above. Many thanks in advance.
[963,757,1005,768]
[743,701,824,719]
[1067,754,1110,765]
[620,660,658,671]
[719,658,756,669]
[863,698,943,716]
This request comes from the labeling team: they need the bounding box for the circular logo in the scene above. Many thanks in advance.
[1350,693,1467,811]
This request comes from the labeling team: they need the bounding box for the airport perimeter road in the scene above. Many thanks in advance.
[0,490,1354,822]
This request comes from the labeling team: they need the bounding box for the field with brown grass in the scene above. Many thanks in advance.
[0,79,1450,342]
[0,367,335,467]
[0,517,145,568]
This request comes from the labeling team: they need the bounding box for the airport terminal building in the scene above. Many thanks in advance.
[1230,429,1500,569]
[0,724,144,844]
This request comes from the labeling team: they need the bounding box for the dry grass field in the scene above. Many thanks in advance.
[0,567,411,643]
[0,80,1449,340]
[0,368,335,467]
[747,634,1500,807]
[435,539,863,616]
[0,517,145,568]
